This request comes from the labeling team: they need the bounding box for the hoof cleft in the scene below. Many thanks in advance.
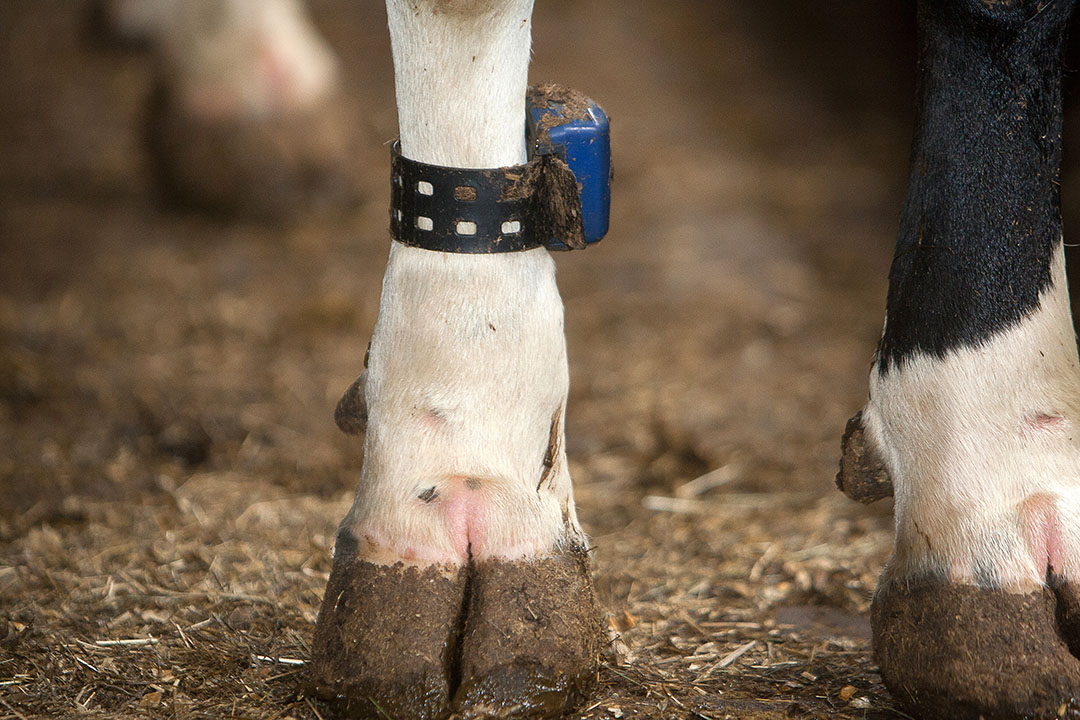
[452,548,602,719]
[310,545,602,719]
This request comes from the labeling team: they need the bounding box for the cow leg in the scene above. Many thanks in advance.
[309,2,602,718]
[124,0,353,219]
[854,1,1080,717]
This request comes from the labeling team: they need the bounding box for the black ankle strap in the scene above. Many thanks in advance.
[389,141,548,253]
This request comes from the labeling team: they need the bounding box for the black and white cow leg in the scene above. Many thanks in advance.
[309,2,602,718]
[845,1,1080,717]
[127,0,356,220]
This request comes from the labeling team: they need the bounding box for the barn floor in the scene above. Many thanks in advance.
[0,2,991,718]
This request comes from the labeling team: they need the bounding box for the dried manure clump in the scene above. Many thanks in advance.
[836,411,893,505]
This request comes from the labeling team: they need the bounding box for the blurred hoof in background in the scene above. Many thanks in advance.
[93,0,361,222]
[86,0,166,49]
[146,84,359,223]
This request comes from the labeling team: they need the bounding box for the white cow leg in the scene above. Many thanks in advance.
[842,0,1080,718]
[310,2,601,718]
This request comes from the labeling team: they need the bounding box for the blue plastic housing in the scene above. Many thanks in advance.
[527,91,611,250]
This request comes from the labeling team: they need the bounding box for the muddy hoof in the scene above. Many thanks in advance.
[872,579,1080,720]
[85,0,149,49]
[836,410,893,504]
[310,554,467,720]
[146,85,359,222]
[311,541,602,720]
[452,548,602,719]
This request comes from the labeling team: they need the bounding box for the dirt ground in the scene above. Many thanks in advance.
[0,1,1036,718]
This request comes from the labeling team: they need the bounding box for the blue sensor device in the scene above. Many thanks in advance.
[526,88,611,251]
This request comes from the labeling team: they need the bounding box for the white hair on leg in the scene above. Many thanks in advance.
[863,243,1080,592]
[339,0,585,566]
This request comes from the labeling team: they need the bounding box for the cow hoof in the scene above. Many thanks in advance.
[310,556,467,719]
[86,0,152,49]
[452,550,602,719]
[146,85,358,222]
[872,579,1080,720]
[310,542,601,720]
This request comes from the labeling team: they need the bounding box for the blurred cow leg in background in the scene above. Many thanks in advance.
[95,0,357,221]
